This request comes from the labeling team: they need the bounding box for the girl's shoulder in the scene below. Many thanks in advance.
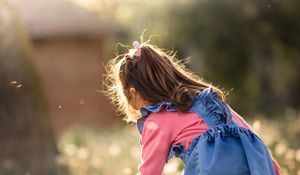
[143,110,182,132]
[141,110,177,135]
[147,109,200,123]
[144,109,204,134]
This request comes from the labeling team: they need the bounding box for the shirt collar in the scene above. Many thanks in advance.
[136,101,177,134]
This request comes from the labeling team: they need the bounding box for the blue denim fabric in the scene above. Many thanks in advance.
[137,87,276,175]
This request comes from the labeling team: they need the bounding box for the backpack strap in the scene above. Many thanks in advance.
[191,87,233,128]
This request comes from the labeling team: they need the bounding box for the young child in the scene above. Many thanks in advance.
[105,40,280,175]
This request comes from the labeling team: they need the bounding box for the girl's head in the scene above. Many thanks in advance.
[105,40,225,122]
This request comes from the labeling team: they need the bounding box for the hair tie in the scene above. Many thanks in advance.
[125,41,142,60]
[132,41,142,57]
[132,41,141,49]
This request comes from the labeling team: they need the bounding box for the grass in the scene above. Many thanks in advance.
[57,110,300,175]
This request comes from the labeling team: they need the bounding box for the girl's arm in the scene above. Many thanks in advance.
[230,107,281,175]
[137,119,172,175]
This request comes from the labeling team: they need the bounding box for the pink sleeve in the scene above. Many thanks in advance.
[230,107,281,175]
[138,118,172,175]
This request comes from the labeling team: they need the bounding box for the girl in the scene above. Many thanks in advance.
[105,40,280,175]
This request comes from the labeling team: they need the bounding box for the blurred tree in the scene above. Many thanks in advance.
[165,0,300,117]
[0,1,64,174]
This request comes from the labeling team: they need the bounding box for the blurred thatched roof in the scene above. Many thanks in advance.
[15,0,115,39]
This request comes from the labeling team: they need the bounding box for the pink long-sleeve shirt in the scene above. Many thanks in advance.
[138,109,280,175]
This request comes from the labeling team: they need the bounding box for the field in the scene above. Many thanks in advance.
[57,110,300,175]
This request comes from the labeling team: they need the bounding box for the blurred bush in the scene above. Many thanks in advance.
[163,0,300,116]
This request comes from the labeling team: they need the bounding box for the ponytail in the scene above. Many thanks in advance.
[105,42,225,122]
[172,84,193,112]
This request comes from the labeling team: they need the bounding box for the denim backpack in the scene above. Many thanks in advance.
[137,87,276,175]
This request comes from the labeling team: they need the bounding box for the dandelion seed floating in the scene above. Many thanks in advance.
[10,81,23,89]
[10,81,17,84]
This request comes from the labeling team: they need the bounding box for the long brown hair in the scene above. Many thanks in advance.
[105,41,225,122]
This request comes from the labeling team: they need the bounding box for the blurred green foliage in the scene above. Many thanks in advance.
[162,0,300,116]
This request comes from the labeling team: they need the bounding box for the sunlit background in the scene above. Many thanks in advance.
[1,0,300,174]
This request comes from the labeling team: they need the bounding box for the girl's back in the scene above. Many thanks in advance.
[105,40,280,175]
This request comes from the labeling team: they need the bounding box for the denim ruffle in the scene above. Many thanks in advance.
[191,87,233,127]
[186,123,255,159]
[204,123,254,141]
